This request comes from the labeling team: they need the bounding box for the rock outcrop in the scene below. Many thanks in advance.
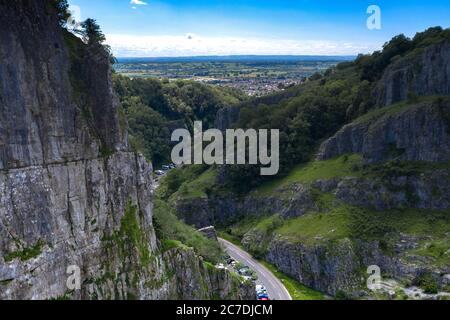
[266,235,450,297]
[174,183,318,228]
[373,41,450,107]
[0,1,252,300]
[197,226,219,241]
[334,170,450,211]
[317,98,450,163]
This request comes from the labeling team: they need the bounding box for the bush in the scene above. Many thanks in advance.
[413,273,439,294]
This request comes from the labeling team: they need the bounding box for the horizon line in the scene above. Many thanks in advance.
[115,54,357,59]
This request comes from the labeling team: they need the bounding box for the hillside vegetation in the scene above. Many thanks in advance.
[220,27,450,192]
[160,27,450,299]
[114,75,246,167]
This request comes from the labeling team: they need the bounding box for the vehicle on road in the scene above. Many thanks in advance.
[215,263,226,270]
[256,285,270,300]
[257,292,269,300]
[155,170,165,176]
[238,266,250,275]
[241,276,250,282]
[256,285,265,291]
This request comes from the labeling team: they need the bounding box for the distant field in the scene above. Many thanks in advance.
[114,55,354,96]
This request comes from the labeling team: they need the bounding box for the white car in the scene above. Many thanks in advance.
[256,285,266,291]
[155,170,165,176]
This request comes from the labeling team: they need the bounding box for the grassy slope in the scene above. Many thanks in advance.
[164,166,219,201]
[255,154,363,195]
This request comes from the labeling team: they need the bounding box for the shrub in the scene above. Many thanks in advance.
[413,273,439,294]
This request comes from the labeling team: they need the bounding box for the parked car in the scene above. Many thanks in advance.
[242,275,252,282]
[256,285,266,291]
[155,170,165,176]
[257,289,267,296]
[257,292,269,300]
[162,165,171,171]
[238,267,250,275]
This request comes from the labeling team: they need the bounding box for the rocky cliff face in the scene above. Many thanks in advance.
[317,97,450,163]
[318,40,450,163]
[373,41,450,107]
[174,184,318,228]
[0,1,252,300]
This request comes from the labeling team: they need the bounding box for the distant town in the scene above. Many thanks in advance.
[114,56,354,96]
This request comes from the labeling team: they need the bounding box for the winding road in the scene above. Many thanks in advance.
[155,171,291,300]
[219,238,292,301]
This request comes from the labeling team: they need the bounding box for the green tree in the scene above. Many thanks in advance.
[80,18,106,45]
[51,0,70,27]
[126,101,172,167]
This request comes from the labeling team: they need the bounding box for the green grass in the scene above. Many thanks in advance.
[354,208,450,238]
[411,239,450,268]
[217,231,243,248]
[161,239,188,252]
[275,205,352,244]
[259,261,326,300]
[175,168,217,199]
[4,240,44,263]
[277,204,450,244]
[161,165,219,201]
[255,154,362,194]
[220,216,267,241]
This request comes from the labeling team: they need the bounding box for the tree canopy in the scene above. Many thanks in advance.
[79,18,106,45]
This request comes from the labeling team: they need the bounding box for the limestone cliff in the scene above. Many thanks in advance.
[0,1,252,300]
[373,41,450,107]
[317,97,450,163]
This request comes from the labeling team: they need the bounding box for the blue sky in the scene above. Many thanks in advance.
[68,0,450,57]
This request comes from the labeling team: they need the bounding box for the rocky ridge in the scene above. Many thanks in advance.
[0,1,252,300]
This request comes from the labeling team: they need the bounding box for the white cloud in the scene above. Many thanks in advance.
[106,34,382,57]
[130,0,147,5]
